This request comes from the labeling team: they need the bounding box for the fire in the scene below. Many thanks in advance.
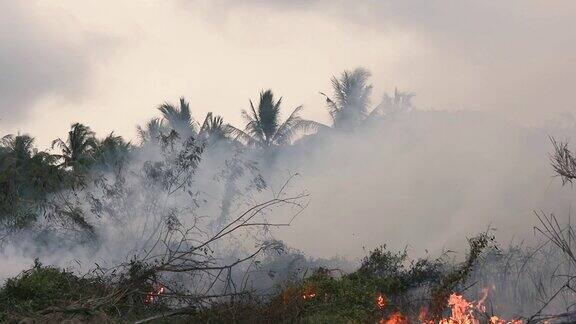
[144,285,165,304]
[380,312,408,324]
[437,292,522,324]
[376,293,386,310]
[375,290,522,324]
[302,284,316,300]
[302,291,316,300]
[439,293,475,324]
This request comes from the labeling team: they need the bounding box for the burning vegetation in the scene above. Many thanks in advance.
[2,67,576,323]
[1,211,576,324]
[2,230,574,323]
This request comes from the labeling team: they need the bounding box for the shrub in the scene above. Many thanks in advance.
[0,259,106,320]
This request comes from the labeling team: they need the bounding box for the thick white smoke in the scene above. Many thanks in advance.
[268,110,576,258]
[1,105,575,315]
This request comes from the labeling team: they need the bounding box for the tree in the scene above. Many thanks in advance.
[198,112,235,144]
[0,134,61,228]
[233,90,320,147]
[1,134,60,187]
[93,132,131,169]
[51,123,98,173]
[371,88,415,120]
[320,67,374,131]
[158,97,197,139]
[320,68,415,130]
[137,118,166,144]
[0,134,35,165]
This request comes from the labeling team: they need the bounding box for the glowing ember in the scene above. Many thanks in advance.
[376,293,386,310]
[302,292,316,300]
[302,284,316,300]
[144,286,165,304]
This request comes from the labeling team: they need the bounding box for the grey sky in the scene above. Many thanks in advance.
[1,0,575,146]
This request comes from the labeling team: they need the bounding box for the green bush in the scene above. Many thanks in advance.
[0,259,106,319]
[285,246,445,322]
[0,236,491,323]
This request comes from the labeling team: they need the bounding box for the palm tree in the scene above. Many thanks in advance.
[158,97,197,138]
[198,112,234,143]
[320,68,414,130]
[0,134,60,224]
[136,118,167,144]
[372,88,415,119]
[0,134,35,165]
[143,98,235,145]
[233,89,319,147]
[320,67,375,130]
[51,123,97,173]
[1,134,60,183]
[93,132,131,168]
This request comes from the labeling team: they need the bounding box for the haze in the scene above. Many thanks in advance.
[2,0,575,147]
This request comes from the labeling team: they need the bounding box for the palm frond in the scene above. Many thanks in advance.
[228,125,260,147]
[241,109,265,144]
[319,92,340,123]
[273,106,324,145]
[157,97,197,136]
[323,67,374,129]
[257,90,281,142]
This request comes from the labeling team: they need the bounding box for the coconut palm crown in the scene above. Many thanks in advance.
[233,89,320,147]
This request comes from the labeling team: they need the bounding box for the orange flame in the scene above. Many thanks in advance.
[439,293,475,324]
[381,312,408,324]
[439,291,522,324]
[376,293,387,310]
[375,290,523,324]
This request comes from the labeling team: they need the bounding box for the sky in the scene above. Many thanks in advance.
[1,0,576,147]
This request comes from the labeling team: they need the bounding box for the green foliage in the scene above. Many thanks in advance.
[186,238,488,323]
[0,259,106,319]
[184,247,445,323]
[285,247,444,322]
[93,132,132,170]
[428,233,493,319]
[180,245,446,323]
[0,69,376,235]
[51,123,98,174]
[0,134,64,229]
[0,124,134,235]
[0,70,432,322]
[0,238,492,323]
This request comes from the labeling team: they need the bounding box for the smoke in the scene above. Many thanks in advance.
[267,110,575,258]
[1,98,576,316]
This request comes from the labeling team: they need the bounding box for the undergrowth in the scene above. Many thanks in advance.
[0,234,491,323]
